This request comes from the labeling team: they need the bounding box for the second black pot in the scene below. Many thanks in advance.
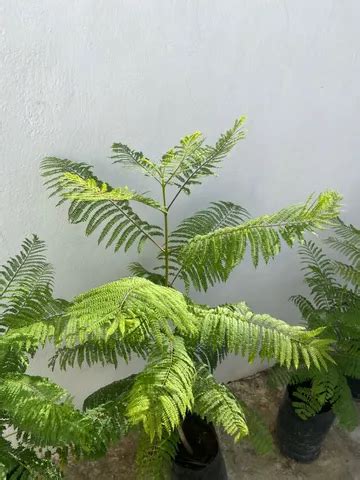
[346,376,360,400]
[276,385,335,463]
[172,414,227,480]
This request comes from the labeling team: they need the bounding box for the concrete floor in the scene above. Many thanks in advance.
[66,371,360,480]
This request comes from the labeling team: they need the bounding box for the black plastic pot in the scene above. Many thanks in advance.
[172,414,228,480]
[276,384,335,463]
[346,376,360,400]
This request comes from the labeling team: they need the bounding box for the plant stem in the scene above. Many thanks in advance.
[161,181,169,286]
[177,425,194,456]
[161,181,194,456]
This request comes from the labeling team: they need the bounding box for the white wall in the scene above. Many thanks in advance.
[1,0,360,406]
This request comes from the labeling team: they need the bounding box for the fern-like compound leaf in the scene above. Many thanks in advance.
[0,236,54,326]
[193,366,248,442]
[41,157,163,253]
[166,116,246,202]
[290,295,316,325]
[289,366,359,430]
[49,334,148,371]
[0,237,131,477]
[297,240,342,310]
[60,172,163,210]
[62,277,197,349]
[335,262,360,287]
[325,218,360,288]
[111,142,161,180]
[171,201,250,248]
[83,374,136,411]
[179,191,342,291]
[191,303,333,370]
[0,374,93,450]
[167,201,250,286]
[285,219,360,430]
[128,262,166,286]
[160,131,204,184]
[127,336,195,441]
[81,378,141,452]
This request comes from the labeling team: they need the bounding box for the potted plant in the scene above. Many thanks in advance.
[273,219,360,463]
[41,117,341,479]
[0,236,122,478]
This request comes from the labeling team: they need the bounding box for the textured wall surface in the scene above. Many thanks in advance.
[1,0,360,405]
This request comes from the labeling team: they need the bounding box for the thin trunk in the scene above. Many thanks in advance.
[161,181,169,286]
[177,425,194,456]
[161,180,193,457]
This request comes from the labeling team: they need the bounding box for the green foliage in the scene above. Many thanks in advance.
[327,218,360,288]
[0,236,55,331]
[61,279,336,477]
[160,116,246,197]
[42,117,342,478]
[60,172,163,210]
[167,201,250,288]
[81,377,138,451]
[41,121,341,292]
[179,192,342,291]
[127,336,195,441]
[193,366,248,442]
[0,373,91,449]
[191,303,333,369]
[290,240,345,314]
[63,277,197,349]
[111,143,161,180]
[0,237,124,478]
[271,363,359,430]
[0,237,67,476]
[128,262,166,286]
[41,157,163,253]
[83,375,136,411]
[136,431,179,480]
[272,223,360,429]
[0,437,62,480]
[49,337,146,371]
[238,401,273,454]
